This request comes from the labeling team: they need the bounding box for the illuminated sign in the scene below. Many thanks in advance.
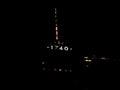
[47,44,72,51]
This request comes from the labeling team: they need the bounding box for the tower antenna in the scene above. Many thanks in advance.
[55,8,59,41]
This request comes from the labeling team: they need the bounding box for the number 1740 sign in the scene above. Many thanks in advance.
[47,45,72,51]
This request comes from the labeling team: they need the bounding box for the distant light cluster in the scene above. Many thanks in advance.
[82,55,109,68]
[99,56,108,60]
[41,67,72,72]
[84,56,92,62]
[83,55,108,62]
[40,61,72,72]
[85,59,92,62]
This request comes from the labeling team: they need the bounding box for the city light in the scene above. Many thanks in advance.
[85,59,92,62]
[41,67,73,73]
[70,69,72,72]
[42,61,45,64]
[84,56,89,59]
[99,57,107,60]
[70,48,72,50]
[59,68,62,72]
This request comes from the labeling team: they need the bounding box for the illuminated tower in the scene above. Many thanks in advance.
[40,8,73,73]
[47,8,72,51]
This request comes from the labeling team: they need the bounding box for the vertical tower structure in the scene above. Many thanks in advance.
[47,8,72,51]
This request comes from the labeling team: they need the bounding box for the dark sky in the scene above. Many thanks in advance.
[9,5,118,59]
[26,7,119,58]
[5,3,119,89]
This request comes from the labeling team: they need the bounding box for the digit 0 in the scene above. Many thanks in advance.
[64,46,69,51]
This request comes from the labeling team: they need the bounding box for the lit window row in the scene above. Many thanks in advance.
[83,56,92,62]
[83,56,108,61]
[42,67,72,72]
[85,59,92,62]
[99,57,108,60]
[84,56,89,59]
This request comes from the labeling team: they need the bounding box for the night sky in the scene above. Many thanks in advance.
[3,1,119,89]
[28,7,119,89]
[10,4,119,89]
[28,7,119,58]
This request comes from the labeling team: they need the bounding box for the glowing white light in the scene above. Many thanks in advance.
[85,59,89,62]
[88,60,92,62]
[64,46,69,51]
[54,8,59,41]
[59,46,63,50]
[84,57,89,59]
[55,8,57,14]
[47,46,49,48]
[50,45,54,50]
[59,69,62,72]
[56,36,58,40]
[42,61,45,64]
[56,31,58,35]
[56,27,58,31]
[85,59,92,62]
[70,69,72,72]
[70,48,72,50]
[100,57,107,60]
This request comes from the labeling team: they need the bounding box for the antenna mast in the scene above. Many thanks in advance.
[55,8,59,41]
